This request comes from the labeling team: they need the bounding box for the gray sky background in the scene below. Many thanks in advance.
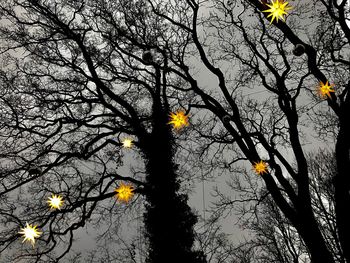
[1,0,348,261]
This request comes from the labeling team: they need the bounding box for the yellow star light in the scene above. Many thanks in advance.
[253,160,268,175]
[19,222,42,247]
[47,194,64,210]
[168,110,189,130]
[122,138,133,148]
[318,81,335,98]
[262,0,292,24]
[115,183,134,203]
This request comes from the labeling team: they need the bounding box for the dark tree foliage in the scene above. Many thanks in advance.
[0,0,205,262]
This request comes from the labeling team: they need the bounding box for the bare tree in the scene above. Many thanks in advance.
[92,0,349,262]
[0,1,205,262]
[1,0,349,262]
[215,149,342,263]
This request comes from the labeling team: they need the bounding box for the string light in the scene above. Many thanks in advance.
[47,194,64,210]
[115,183,134,203]
[317,81,335,98]
[18,222,42,247]
[253,160,268,175]
[168,110,189,130]
[122,138,133,148]
[262,0,292,24]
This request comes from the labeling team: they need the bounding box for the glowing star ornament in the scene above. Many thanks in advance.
[122,138,133,148]
[318,81,335,98]
[115,183,134,203]
[47,194,64,210]
[168,110,189,130]
[19,222,42,247]
[262,0,292,24]
[253,160,268,175]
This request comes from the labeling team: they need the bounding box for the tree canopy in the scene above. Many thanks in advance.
[1,0,349,262]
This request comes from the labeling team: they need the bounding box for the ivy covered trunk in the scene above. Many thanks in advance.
[139,97,205,263]
[334,112,350,263]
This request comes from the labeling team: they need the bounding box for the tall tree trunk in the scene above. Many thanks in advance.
[334,114,350,263]
[294,205,336,263]
[267,180,335,263]
[139,104,206,263]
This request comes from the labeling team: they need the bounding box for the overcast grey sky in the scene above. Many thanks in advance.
[1,0,347,262]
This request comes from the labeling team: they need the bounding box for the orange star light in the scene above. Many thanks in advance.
[19,222,42,247]
[317,81,335,98]
[47,194,64,210]
[262,0,292,24]
[168,110,189,130]
[253,160,268,175]
[115,183,134,203]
